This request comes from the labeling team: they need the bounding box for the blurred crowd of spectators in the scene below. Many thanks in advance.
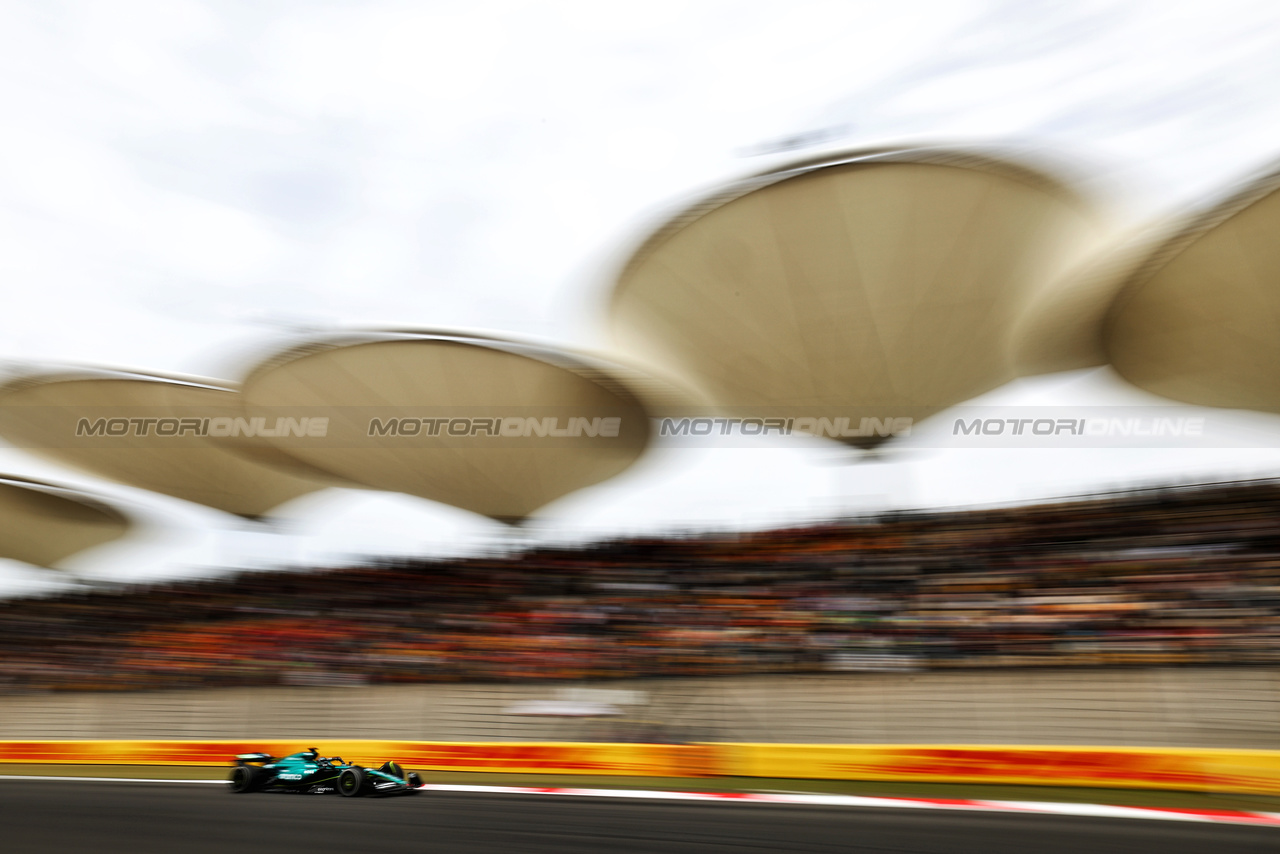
[2,480,1279,692]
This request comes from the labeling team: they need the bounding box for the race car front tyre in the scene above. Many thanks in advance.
[229,765,260,794]
[338,767,365,797]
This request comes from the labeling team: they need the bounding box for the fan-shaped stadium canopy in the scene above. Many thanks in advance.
[1009,225,1157,378]
[239,331,653,523]
[610,147,1105,446]
[0,475,129,567]
[0,369,332,518]
[1105,163,1280,413]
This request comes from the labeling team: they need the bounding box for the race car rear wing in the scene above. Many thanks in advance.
[234,753,274,764]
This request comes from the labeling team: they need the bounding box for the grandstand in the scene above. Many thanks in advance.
[2,478,1276,697]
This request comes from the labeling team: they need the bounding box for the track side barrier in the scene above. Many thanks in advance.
[720,744,1280,795]
[0,741,720,777]
[1,741,1277,794]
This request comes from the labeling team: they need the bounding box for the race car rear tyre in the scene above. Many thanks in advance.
[338,767,365,797]
[229,765,260,794]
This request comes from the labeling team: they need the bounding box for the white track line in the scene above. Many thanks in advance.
[411,783,1280,827]
[2,776,1276,827]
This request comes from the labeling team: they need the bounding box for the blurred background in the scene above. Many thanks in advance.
[1,1,1279,752]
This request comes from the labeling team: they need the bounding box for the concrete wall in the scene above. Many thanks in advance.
[1,667,1276,748]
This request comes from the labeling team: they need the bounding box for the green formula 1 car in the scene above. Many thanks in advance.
[229,748,423,797]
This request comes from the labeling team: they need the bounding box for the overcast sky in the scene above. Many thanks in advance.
[3,0,1280,595]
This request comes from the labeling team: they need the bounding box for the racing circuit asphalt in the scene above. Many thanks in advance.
[1,779,1275,854]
